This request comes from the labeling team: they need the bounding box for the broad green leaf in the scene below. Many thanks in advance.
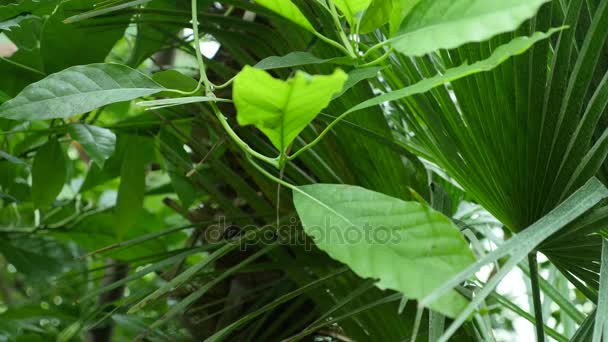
[292,184,476,317]
[389,0,420,35]
[360,0,392,33]
[0,239,62,279]
[390,0,551,56]
[67,123,116,168]
[255,0,315,33]
[254,51,351,70]
[333,66,382,99]
[234,66,347,152]
[31,138,66,208]
[0,63,164,121]
[347,29,562,116]
[152,69,201,96]
[332,0,372,27]
[115,135,146,238]
[41,0,128,73]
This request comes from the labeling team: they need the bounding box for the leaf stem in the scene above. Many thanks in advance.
[313,32,352,56]
[326,0,356,58]
[288,110,350,161]
[210,103,279,168]
[359,47,393,67]
[191,0,212,94]
[362,40,391,59]
[528,252,546,342]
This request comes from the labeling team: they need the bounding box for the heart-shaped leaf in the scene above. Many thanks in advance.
[0,63,164,120]
[233,66,347,153]
[293,183,476,317]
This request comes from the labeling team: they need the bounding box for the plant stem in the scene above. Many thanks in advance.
[190,0,212,94]
[327,0,356,58]
[359,47,393,67]
[528,252,546,342]
[288,110,351,161]
[210,103,279,168]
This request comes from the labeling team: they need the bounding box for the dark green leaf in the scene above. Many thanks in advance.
[67,123,116,168]
[115,135,147,237]
[31,138,65,208]
[0,63,164,121]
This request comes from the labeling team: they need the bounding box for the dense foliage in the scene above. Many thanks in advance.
[0,0,607,341]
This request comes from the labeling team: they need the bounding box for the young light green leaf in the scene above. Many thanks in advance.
[389,0,420,35]
[332,0,372,27]
[390,0,551,56]
[254,51,351,70]
[255,0,315,33]
[234,66,347,153]
[292,184,476,317]
[31,138,66,208]
[115,135,146,238]
[68,123,116,168]
[347,29,562,116]
[0,63,164,121]
[359,0,392,33]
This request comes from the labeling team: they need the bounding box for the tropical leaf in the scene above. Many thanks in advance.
[0,63,164,120]
[234,66,347,153]
[292,183,476,317]
[391,0,551,55]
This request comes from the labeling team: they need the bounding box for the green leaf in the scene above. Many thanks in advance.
[347,29,562,116]
[389,0,420,35]
[255,0,316,33]
[359,0,392,33]
[31,138,66,208]
[390,0,551,56]
[333,66,382,99]
[115,135,147,238]
[254,51,351,70]
[333,0,372,27]
[292,184,476,317]
[0,239,62,279]
[592,238,608,342]
[0,63,164,121]
[67,123,116,168]
[152,69,201,96]
[234,66,347,153]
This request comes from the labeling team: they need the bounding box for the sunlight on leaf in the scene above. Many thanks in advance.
[234,66,347,153]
